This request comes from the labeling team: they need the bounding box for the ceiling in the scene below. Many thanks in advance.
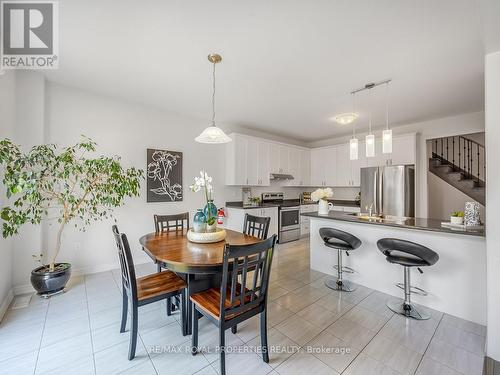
[44,0,486,142]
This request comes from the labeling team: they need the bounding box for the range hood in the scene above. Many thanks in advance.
[270,173,294,181]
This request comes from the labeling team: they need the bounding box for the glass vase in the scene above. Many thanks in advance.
[193,209,207,233]
[204,200,218,221]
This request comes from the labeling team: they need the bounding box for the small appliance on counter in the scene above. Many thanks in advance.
[262,192,300,243]
[300,191,315,204]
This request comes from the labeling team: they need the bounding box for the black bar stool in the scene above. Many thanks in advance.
[319,228,362,292]
[377,238,439,320]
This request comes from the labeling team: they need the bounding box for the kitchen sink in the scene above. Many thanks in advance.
[348,213,411,224]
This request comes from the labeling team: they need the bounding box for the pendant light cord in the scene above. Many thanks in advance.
[352,92,356,138]
[386,81,389,130]
[211,62,216,126]
[369,88,373,134]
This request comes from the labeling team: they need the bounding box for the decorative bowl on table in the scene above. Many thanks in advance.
[187,228,226,243]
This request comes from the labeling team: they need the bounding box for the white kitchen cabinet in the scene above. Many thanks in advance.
[311,146,337,187]
[299,150,311,186]
[225,134,247,185]
[324,147,337,186]
[269,143,290,174]
[224,207,278,238]
[299,204,317,235]
[246,138,259,185]
[279,146,290,174]
[365,134,416,167]
[335,144,366,186]
[335,144,351,187]
[226,134,270,186]
[287,147,300,184]
[310,148,327,186]
[257,141,270,186]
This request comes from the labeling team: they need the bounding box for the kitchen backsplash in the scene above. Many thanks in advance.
[225,183,360,202]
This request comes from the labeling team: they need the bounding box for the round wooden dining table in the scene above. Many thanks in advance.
[139,228,260,334]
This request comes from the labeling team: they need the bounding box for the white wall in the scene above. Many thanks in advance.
[0,71,16,317]
[485,51,500,361]
[308,111,485,217]
[428,173,485,221]
[11,72,46,291]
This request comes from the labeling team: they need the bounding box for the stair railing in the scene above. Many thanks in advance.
[432,135,485,183]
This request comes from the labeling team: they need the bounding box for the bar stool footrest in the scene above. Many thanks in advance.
[395,283,428,296]
[333,265,356,274]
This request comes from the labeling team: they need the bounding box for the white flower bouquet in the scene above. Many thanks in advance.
[311,187,333,202]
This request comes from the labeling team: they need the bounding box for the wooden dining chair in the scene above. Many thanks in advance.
[190,235,277,375]
[112,225,187,360]
[154,212,189,234]
[243,213,270,240]
[153,212,189,315]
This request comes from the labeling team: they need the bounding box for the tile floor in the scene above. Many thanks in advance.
[0,238,486,375]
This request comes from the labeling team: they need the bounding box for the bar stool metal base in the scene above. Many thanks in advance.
[325,278,357,292]
[386,300,431,320]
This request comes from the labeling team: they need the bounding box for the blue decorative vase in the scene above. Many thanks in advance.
[193,209,207,233]
[204,200,218,221]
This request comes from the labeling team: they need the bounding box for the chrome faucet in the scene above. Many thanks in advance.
[367,203,374,217]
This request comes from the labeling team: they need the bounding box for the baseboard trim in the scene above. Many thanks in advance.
[0,289,14,322]
[12,259,153,296]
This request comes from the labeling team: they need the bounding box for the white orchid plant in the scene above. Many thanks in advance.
[311,187,333,202]
[189,171,216,225]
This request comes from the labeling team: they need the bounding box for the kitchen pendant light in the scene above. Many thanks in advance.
[195,54,232,144]
[365,88,375,158]
[349,92,359,160]
[382,81,392,154]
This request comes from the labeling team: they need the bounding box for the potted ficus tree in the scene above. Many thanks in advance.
[0,137,143,296]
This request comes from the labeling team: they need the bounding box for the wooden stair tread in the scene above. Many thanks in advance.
[137,271,186,301]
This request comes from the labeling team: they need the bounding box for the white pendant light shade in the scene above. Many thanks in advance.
[195,126,232,144]
[382,129,392,154]
[195,54,232,144]
[365,134,375,158]
[350,138,359,160]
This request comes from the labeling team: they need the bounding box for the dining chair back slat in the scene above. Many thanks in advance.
[220,235,276,321]
[112,225,138,301]
[154,212,189,233]
[243,213,270,240]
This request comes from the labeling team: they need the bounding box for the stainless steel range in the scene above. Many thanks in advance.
[261,192,300,243]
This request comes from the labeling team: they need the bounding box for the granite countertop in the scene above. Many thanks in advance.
[226,199,360,209]
[302,211,485,237]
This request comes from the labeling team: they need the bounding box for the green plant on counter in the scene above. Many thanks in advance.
[0,136,144,272]
[451,211,465,217]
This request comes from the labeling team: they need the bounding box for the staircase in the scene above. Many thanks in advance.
[429,135,485,206]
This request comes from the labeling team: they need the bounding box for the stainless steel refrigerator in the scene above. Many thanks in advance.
[360,165,415,218]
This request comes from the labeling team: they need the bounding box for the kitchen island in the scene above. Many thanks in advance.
[303,211,486,324]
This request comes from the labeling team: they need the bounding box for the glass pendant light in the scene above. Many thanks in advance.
[365,88,375,158]
[195,54,232,144]
[349,92,359,160]
[382,81,393,154]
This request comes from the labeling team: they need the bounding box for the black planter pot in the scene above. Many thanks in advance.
[30,263,71,295]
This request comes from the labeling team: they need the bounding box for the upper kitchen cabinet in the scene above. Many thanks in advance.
[269,143,290,174]
[299,149,311,186]
[365,133,416,167]
[225,134,270,186]
[286,147,311,186]
[335,144,366,186]
[225,133,247,185]
[310,147,337,186]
